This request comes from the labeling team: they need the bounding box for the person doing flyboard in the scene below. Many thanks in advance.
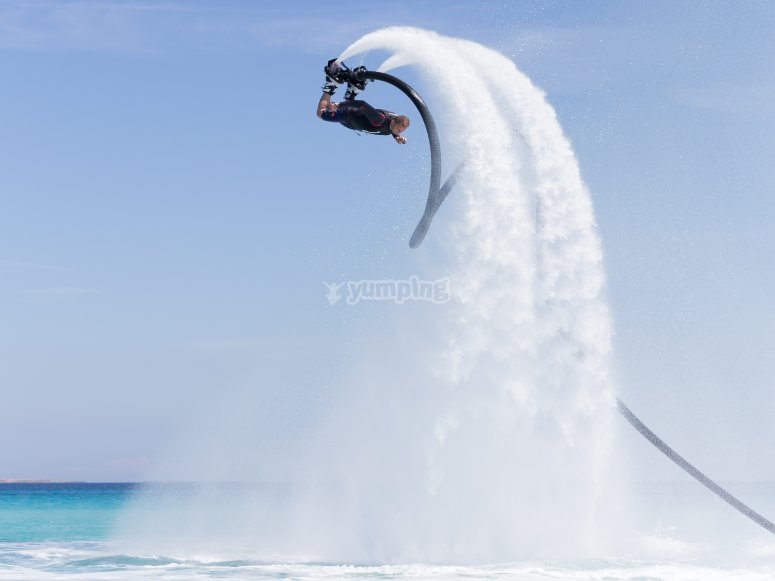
[316,59,410,144]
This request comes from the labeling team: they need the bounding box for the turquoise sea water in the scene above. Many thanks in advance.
[0,483,136,542]
[3,482,775,580]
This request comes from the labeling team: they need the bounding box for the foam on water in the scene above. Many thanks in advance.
[3,541,775,581]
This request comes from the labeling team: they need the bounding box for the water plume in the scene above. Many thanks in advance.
[115,27,623,564]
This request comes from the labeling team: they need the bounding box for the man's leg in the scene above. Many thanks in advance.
[339,100,385,126]
[344,66,369,101]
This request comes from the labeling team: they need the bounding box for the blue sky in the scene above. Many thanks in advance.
[1,0,774,482]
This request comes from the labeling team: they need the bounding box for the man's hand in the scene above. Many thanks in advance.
[394,135,407,145]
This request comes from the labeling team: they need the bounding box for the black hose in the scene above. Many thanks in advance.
[616,397,775,535]
[359,71,447,248]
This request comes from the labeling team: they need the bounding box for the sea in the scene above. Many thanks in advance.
[2,481,775,580]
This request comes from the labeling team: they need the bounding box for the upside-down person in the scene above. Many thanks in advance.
[316,59,410,145]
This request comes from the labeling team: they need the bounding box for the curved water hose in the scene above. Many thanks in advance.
[617,397,775,535]
[358,70,453,248]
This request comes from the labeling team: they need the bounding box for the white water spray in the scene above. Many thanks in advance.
[115,27,622,564]
[319,26,618,559]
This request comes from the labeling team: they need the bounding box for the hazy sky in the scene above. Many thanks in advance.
[2,0,774,483]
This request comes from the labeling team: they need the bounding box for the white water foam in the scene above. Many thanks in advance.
[5,541,775,581]
[115,27,625,564]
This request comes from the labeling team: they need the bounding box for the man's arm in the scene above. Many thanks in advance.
[317,92,337,118]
